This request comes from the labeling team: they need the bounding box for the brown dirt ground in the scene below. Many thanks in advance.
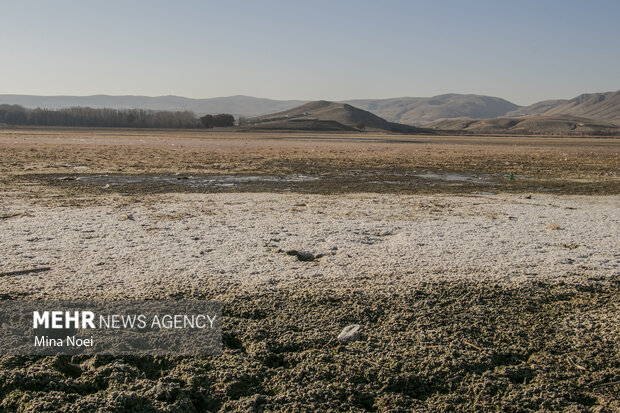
[0,128,618,196]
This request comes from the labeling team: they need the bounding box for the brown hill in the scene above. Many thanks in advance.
[427,115,620,136]
[247,101,423,133]
[245,118,357,132]
[509,91,620,125]
[346,94,519,125]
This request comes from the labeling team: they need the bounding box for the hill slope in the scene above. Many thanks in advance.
[345,94,520,125]
[248,100,422,132]
[427,115,620,135]
[509,91,620,125]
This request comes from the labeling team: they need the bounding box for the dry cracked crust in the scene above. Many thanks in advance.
[0,277,618,412]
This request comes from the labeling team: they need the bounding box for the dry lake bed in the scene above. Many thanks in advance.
[0,128,618,411]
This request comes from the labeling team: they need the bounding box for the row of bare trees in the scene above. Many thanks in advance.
[0,104,236,129]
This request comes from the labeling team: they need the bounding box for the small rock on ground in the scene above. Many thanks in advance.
[338,324,362,342]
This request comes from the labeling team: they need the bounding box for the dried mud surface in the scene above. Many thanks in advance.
[0,129,619,412]
[1,278,618,412]
[0,128,618,196]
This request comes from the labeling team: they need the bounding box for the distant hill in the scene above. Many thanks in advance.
[1,91,619,129]
[427,115,620,136]
[508,91,620,125]
[247,100,423,133]
[0,93,521,125]
[0,94,305,118]
[345,94,519,125]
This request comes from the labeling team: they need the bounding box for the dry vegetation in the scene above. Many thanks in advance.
[0,128,618,196]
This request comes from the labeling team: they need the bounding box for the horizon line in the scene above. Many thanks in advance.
[0,89,618,107]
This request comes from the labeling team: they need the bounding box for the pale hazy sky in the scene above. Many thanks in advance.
[1,0,619,105]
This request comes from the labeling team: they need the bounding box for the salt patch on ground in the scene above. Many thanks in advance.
[1,193,617,299]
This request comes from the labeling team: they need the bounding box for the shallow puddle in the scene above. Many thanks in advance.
[413,171,493,183]
[287,137,423,143]
[57,174,321,188]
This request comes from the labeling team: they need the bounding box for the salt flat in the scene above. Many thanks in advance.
[2,193,617,299]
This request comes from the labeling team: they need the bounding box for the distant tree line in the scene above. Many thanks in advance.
[0,104,236,129]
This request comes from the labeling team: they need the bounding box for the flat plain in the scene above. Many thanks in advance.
[0,128,618,412]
